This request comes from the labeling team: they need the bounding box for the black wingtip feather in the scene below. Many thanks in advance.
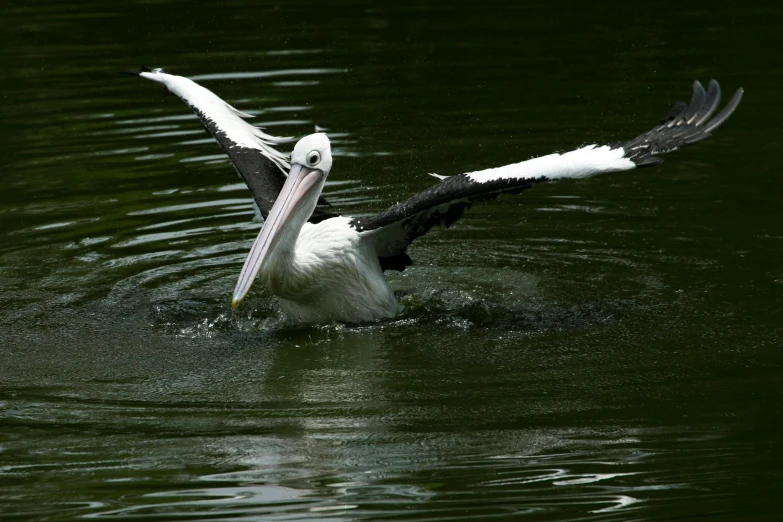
[661,101,688,124]
[682,81,706,122]
[693,80,721,126]
[702,87,743,134]
[623,79,743,167]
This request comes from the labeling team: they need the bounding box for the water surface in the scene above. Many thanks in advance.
[2,1,782,520]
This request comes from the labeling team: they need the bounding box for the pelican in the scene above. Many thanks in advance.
[132,67,743,323]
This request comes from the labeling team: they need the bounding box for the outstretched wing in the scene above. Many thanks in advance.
[352,80,743,272]
[131,67,333,222]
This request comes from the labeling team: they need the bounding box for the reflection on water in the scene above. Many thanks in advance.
[2,0,783,520]
[0,366,757,521]
[189,68,348,81]
[80,449,655,519]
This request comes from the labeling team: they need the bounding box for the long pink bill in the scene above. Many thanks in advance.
[231,164,323,309]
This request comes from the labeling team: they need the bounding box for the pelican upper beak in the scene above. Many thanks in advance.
[231,163,323,309]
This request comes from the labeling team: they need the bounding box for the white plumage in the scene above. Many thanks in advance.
[132,70,743,324]
[139,69,290,171]
[465,145,636,183]
[265,218,399,323]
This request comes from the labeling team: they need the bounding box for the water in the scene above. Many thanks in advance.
[2,1,782,520]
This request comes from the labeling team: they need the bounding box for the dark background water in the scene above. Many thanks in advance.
[1,1,782,520]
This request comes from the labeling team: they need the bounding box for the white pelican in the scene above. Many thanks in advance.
[132,67,743,323]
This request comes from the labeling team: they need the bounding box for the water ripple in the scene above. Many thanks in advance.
[190,68,348,81]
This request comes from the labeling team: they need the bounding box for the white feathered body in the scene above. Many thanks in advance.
[257,217,398,323]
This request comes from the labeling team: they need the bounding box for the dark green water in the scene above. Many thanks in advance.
[2,1,782,520]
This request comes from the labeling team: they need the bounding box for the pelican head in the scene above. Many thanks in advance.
[231,133,332,308]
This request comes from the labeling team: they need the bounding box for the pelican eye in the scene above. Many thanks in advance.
[307,151,321,166]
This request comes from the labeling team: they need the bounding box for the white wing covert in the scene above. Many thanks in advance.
[132,67,333,222]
